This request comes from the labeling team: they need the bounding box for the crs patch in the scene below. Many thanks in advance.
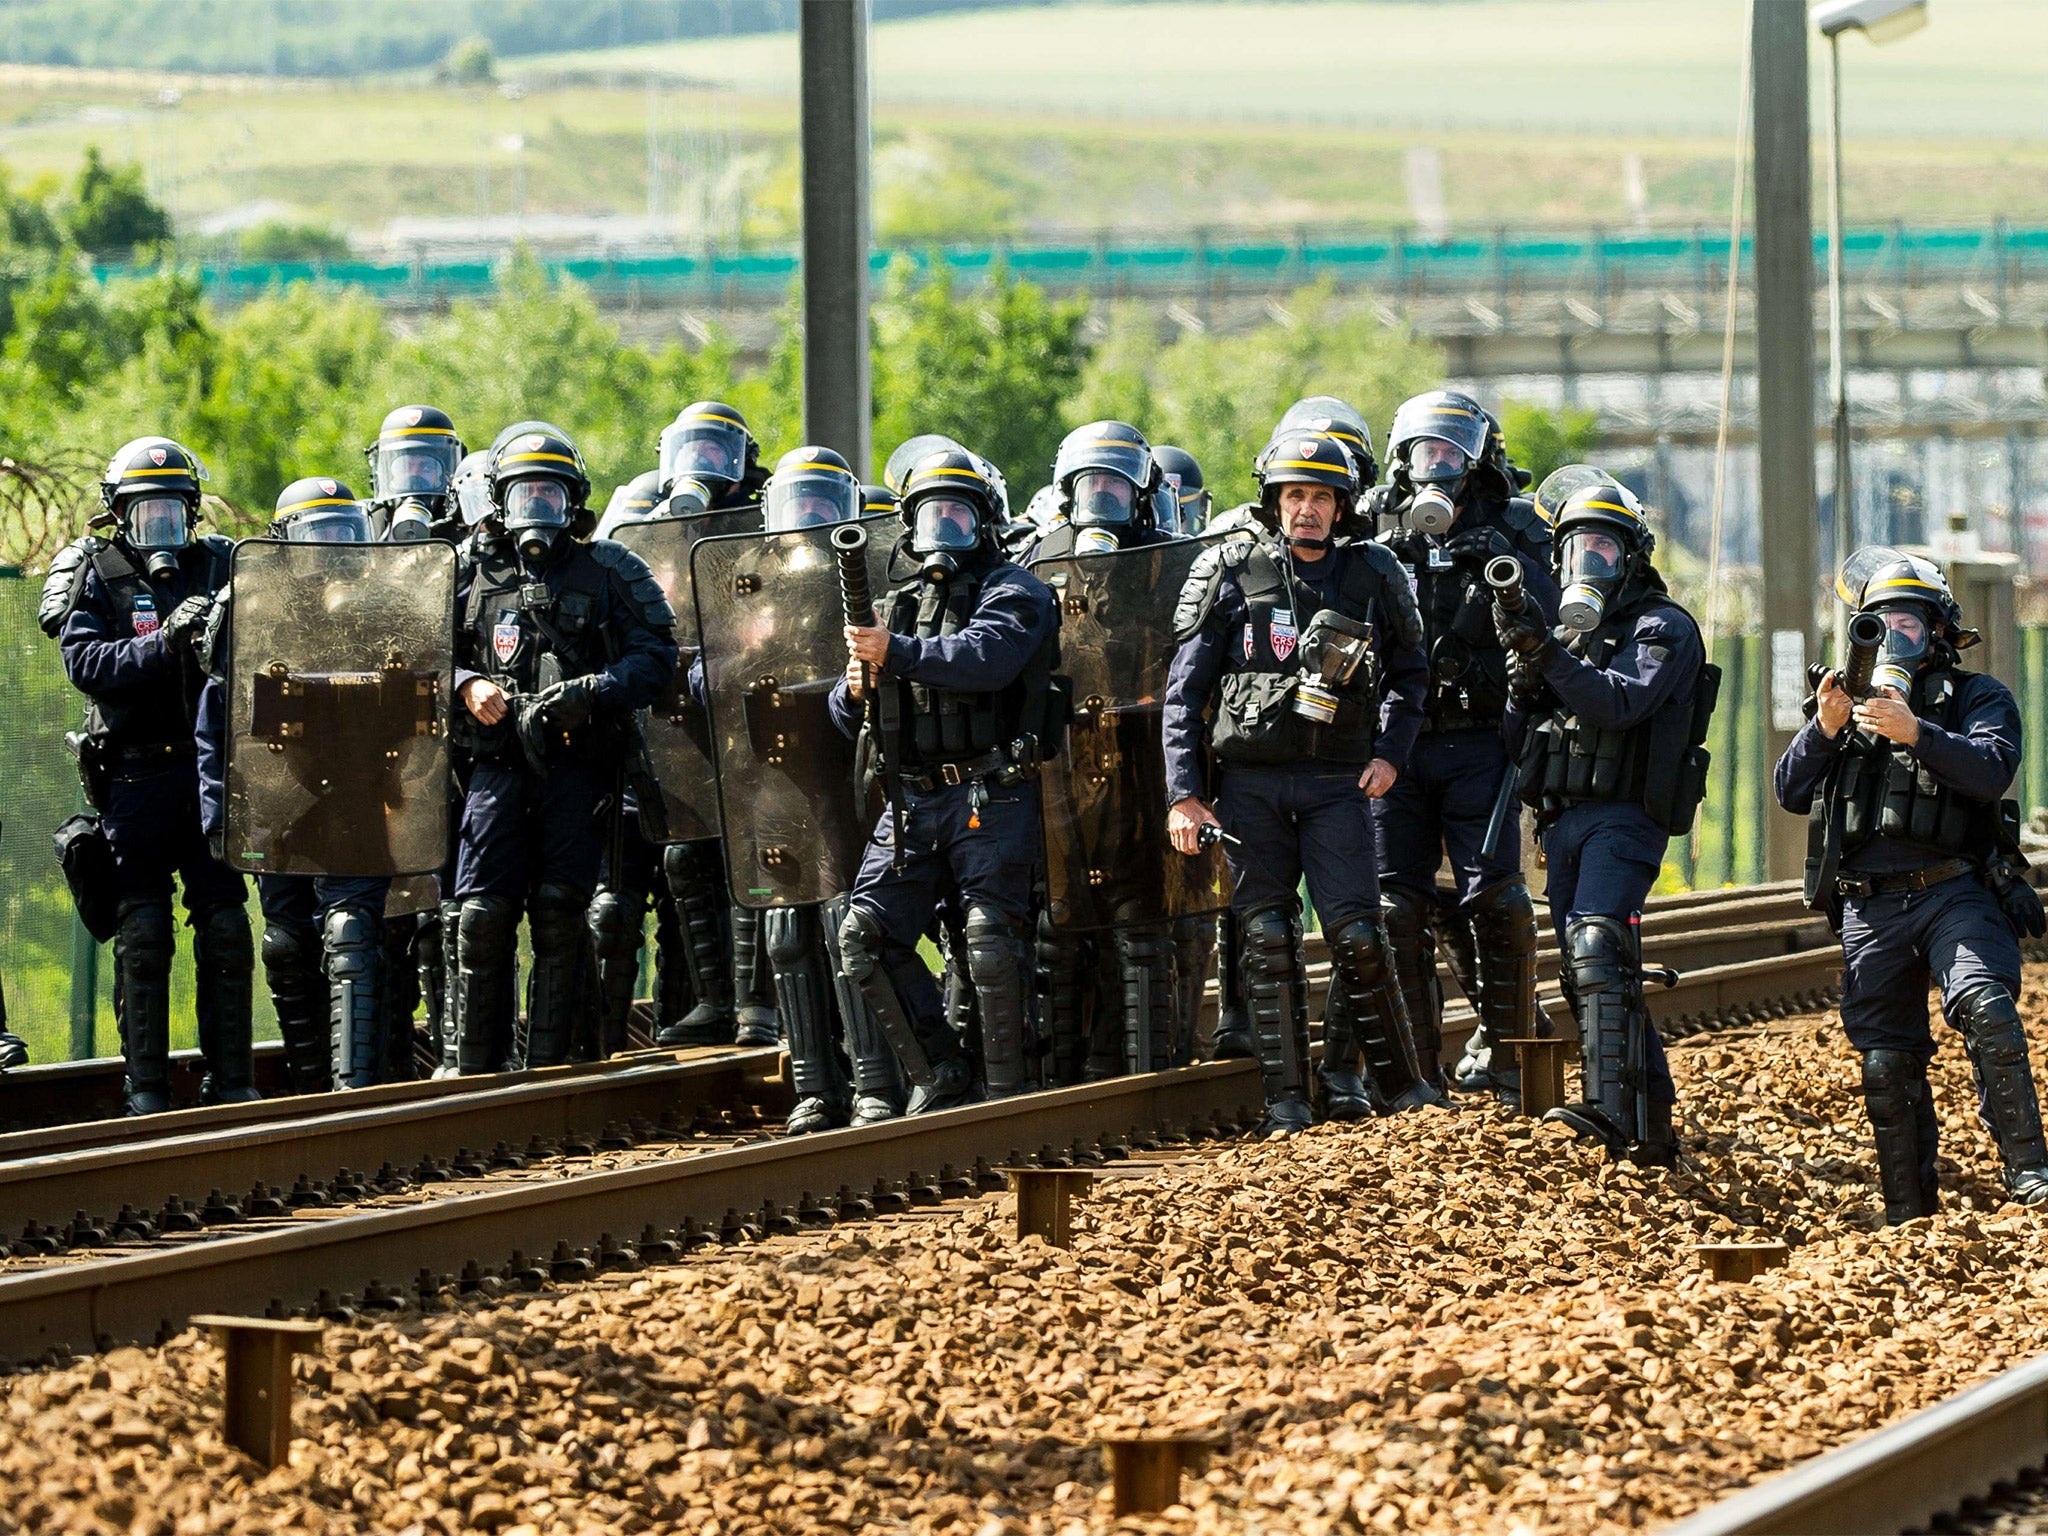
[1269,607,1297,663]
[1242,623,1256,661]
[492,612,522,665]
[131,593,159,639]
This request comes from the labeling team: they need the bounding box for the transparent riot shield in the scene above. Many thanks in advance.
[690,516,896,908]
[1032,540,1231,930]
[612,508,761,844]
[225,539,455,877]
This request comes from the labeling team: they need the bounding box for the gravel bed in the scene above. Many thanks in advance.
[6,971,2048,1535]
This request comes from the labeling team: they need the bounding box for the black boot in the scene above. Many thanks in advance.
[431,899,463,1078]
[326,905,387,1090]
[650,885,694,1042]
[1211,907,1254,1060]
[732,904,781,1047]
[1328,913,1441,1113]
[825,896,905,1125]
[415,904,446,1071]
[1543,916,1642,1159]
[380,913,420,1083]
[1862,1048,1939,1223]
[454,894,519,1074]
[262,917,330,1094]
[660,842,735,1046]
[838,904,969,1116]
[1316,980,1374,1122]
[194,901,260,1104]
[768,907,850,1134]
[525,883,587,1069]
[115,898,176,1114]
[1112,922,1176,1078]
[1954,984,2048,1207]
[1240,905,1312,1136]
[1468,880,1540,1105]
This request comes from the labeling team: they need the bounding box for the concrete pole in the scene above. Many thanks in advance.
[1750,0,1821,883]
[799,0,873,477]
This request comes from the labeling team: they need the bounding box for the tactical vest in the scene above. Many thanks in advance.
[456,537,620,762]
[74,536,232,752]
[875,565,1060,769]
[1815,668,1994,864]
[1209,540,1395,768]
[1514,590,1719,834]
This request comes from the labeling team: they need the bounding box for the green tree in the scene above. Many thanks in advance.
[238,221,351,264]
[443,34,496,85]
[60,148,171,258]
[1497,398,1602,491]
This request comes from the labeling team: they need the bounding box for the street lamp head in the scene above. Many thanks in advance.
[1812,0,1930,42]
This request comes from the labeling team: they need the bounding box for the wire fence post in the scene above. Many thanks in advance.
[67,908,97,1062]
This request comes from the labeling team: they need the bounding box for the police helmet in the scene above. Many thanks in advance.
[860,483,900,519]
[1254,430,1360,531]
[99,437,208,554]
[1022,484,1060,533]
[594,469,665,540]
[489,423,592,562]
[1839,546,1976,654]
[1387,389,1491,492]
[366,404,464,506]
[1551,481,1654,632]
[270,476,373,544]
[1152,445,1210,535]
[1533,463,1632,524]
[764,445,860,533]
[899,446,1000,565]
[1276,398,1377,488]
[883,433,966,497]
[659,401,757,497]
[450,450,494,528]
[1054,420,1158,532]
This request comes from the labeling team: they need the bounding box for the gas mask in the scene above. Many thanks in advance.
[384,499,433,543]
[1292,609,1375,723]
[120,494,191,580]
[911,494,981,583]
[1074,528,1120,555]
[1402,439,1468,535]
[1557,528,1627,633]
[1871,607,1933,696]
[1068,469,1136,531]
[1404,486,1458,537]
[501,478,573,568]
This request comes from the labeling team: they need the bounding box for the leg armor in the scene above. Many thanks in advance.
[1316,979,1372,1122]
[837,904,969,1114]
[193,901,259,1104]
[660,843,734,1046]
[453,894,519,1074]
[1211,907,1253,1060]
[1467,879,1541,1101]
[1171,914,1216,1067]
[1081,942,1125,1082]
[766,906,850,1135]
[966,903,1032,1099]
[380,913,420,1084]
[326,906,387,1090]
[1037,909,1089,1087]
[1861,1049,1940,1224]
[1379,887,1443,1086]
[824,895,904,1125]
[1240,904,1312,1135]
[261,917,329,1095]
[587,884,642,1061]
[415,905,446,1069]
[525,883,588,1069]
[114,898,176,1114]
[1327,913,1439,1114]
[1954,984,2048,1206]
[1112,922,1177,1077]
[732,904,782,1047]
[432,899,462,1077]
[1546,915,1644,1157]
[651,884,693,1040]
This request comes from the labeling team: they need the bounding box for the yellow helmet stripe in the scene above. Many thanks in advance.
[1267,459,1343,473]
[380,427,459,440]
[682,411,746,429]
[499,451,581,468]
[1867,576,1946,595]
[277,496,358,514]
[784,461,852,475]
[1578,498,1642,522]
[915,467,989,484]
[120,464,193,478]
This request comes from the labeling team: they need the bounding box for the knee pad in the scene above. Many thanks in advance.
[1563,915,1633,994]
[321,905,380,972]
[1467,879,1538,952]
[530,882,587,942]
[116,900,175,980]
[1861,1048,1926,1098]
[763,906,815,970]
[193,901,254,969]
[1326,914,1392,989]
[963,904,1024,975]
[838,904,886,982]
[1381,885,1434,944]
[1953,982,2024,1044]
[261,918,318,977]
[1239,904,1298,969]
[459,895,520,956]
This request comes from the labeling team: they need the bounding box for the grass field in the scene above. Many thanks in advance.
[1,1,2044,244]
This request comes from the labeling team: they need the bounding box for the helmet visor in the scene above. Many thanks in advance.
[376,440,458,497]
[912,496,981,554]
[1561,529,1626,586]
[283,506,373,545]
[1404,438,1471,485]
[456,474,493,527]
[1874,607,1932,666]
[122,495,189,551]
[1070,469,1137,529]
[765,471,857,533]
[659,419,745,489]
[502,477,571,529]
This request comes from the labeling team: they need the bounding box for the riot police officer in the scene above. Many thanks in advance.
[658,399,768,515]
[1775,550,2048,1220]
[830,444,1063,1114]
[1164,430,1435,1135]
[1495,478,1715,1165]
[44,437,255,1114]
[1372,388,1557,1099]
[593,470,664,541]
[448,424,678,1072]
[363,404,465,543]
[1152,445,1212,539]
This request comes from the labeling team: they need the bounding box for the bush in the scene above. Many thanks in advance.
[238,220,351,264]
[60,147,171,259]
[444,34,495,85]
[1497,399,1603,493]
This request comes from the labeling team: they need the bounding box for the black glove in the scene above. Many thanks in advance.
[1445,526,1511,563]
[535,675,604,732]
[1493,601,1555,663]
[160,595,211,652]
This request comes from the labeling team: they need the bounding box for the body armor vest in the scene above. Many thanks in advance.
[457,538,619,762]
[875,565,1060,770]
[1816,668,1992,865]
[1515,590,1718,833]
[81,536,232,752]
[1210,541,1393,769]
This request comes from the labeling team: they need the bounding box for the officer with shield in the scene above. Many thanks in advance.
[830,445,1063,1113]
[1495,477,1715,1165]
[1370,388,1556,1100]
[43,437,255,1114]
[448,425,678,1072]
[1164,431,1436,1135]
[1775,550,2048,1221]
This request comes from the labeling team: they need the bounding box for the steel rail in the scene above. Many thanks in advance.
[1664,1353,2048,1536]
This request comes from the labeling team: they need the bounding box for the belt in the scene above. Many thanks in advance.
[1836,857,1974,898]
[111,741,195,766]
[899,748,1013,793]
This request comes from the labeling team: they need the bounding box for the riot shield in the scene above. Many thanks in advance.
[1032,540,1231,930]
[690,516,896,908]
[612,508,761,844]
[225,539,455,877]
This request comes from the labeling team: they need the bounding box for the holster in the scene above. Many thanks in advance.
[53,812,121,943]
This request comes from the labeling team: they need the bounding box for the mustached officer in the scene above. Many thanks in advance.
[45,437,255,1113]
[448,424,678,1072]
[1775,549,2048,1221]
[1495,476,1716,1165]
[1164,429,1436,1136]
[830,444,1063,1114]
